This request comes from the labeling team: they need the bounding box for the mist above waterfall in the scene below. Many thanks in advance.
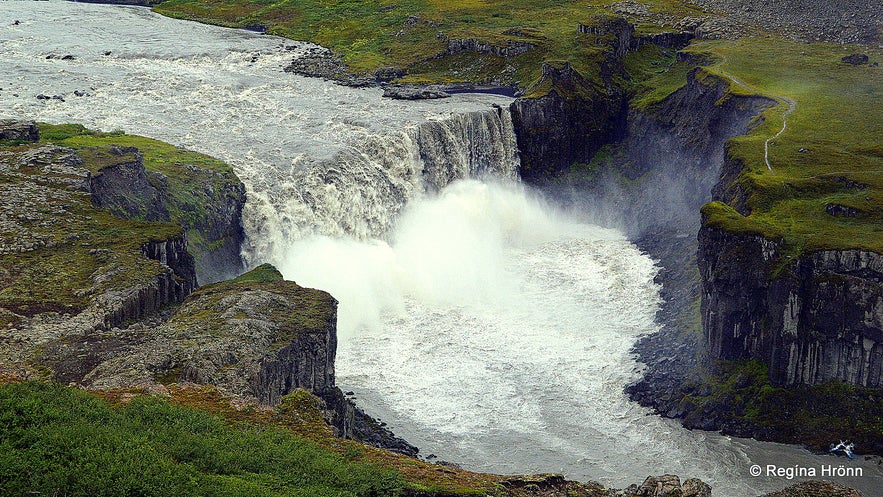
[277,179,575,335]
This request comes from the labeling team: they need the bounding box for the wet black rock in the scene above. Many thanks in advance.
[510,62,626,182]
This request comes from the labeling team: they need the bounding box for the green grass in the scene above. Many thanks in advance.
[0,380,505,496]
[0,382,405,497]
[622,43,692,110]
[155,0,706,88]
[692,39,883,256]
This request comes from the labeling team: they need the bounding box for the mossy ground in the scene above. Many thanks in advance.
[0,140,182,326]
[0,381,406,497]
[35,123,244,267]
[692,40,883,256]
[154,0,706,88]
[169,264,336,348]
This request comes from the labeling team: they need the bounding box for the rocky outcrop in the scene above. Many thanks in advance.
[0,119,39,142]
[85,142,245,284]
[78,236,196,332]
[0,135,198,378]
[443,37,535,58]
[382,84,450,100]
[509,62,626,181]
[283,46,405,87]
[497,474,712,497]
[89,146,170,221]
[78,264,338,398]
[699,224,883,387]
[621,475,711,497]
[33,262,417,454]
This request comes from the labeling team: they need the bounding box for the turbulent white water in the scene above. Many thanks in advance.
[2,2,881,496]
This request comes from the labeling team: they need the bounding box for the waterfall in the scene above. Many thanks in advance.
[241,106,520,267]
[6,5,879,496]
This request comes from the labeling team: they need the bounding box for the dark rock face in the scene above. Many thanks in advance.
[89,146,171,222]
[39,263,416,454]
[0,119,39,142]
[444,37,535,58]
[509,62,626,182]
[140,236,198,301]
[252,309,338,406]
[630,475,711,497]
[186,174,246,284]
[86,144,246,284]
[699,225,883,387]
[576,68,773,236]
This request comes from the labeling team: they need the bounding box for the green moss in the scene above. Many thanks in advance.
[622,44,693,110]
[228,263,285,284]
[36,123,244,267]
[691,39,883,257]
[683,360,883,453]
[0,139,184,318]
[168,264,335,348]
[155,0,707,90]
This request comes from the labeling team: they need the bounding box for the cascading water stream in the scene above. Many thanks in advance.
[2,3,881,496]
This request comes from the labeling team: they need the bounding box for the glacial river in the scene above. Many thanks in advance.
[1,2,881,495]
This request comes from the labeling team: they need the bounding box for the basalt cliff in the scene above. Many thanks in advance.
[497,15,883,458]
[0,121,412,453]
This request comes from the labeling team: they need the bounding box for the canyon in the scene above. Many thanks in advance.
[1,1,881,496]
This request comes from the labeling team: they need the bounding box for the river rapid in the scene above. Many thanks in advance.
[1,2,881,495]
